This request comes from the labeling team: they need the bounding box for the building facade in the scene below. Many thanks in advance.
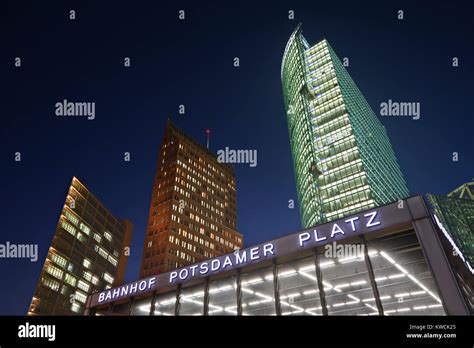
[28,177,133,315]
[427,180,474,311]
[281,24,409,228]
[85,196,471,316]
[140,121,243,278]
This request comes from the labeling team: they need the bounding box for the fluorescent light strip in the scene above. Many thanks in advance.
[380,251,442,304]
[279,270,297,278]
[388,274,405,279]
[350,280,367,286]
[299,265,316,272]
[299,271,317,281]
[319,261,335,268]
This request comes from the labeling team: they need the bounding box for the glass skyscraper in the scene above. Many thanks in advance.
[428,179,474,272]
[281,24,409,228]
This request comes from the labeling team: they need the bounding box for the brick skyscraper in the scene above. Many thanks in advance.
[140,121,243,277]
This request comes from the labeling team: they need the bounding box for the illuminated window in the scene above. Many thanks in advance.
[64,273,77,287]
[51,253,67,269]
[103,272,114,284]
[77,280,90,292]
[241,267,276,315]
[42,277,60,291]
[83,258,91,269]
[93,233,102,243]
[278,256,323,316]
[366,230,445,315]
[318,240,378,316]
[71,302,81,313]
[45,264,63,280]
[61,220,76,236]
[74,290,87,304]
[104,231,112,242]
[107,255,118,267]
[64,210,79,226]
[178,284,205,316]
[208,276,237,316]
[79,222,90,235]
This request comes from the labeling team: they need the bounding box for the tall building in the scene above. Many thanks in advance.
[427,180,474,312]
[428,179,474,269]
[281,24,409,228]
[28,177,133,315]
[140,121,243,278]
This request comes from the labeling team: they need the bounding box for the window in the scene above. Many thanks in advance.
[107,255,118,267]
[83,271,93,282]
[45,264,63,280]
[76,232,87,243]
[93,233,102,243]
[178,284,205,316]
[91,275,100,286]
[79,222,91,235]
[83,258,91,269]
[154,292,176,316]
[71,302,81,313]
[64,210,79,226]
[208,276,237,316]
[318,239,378,316]
[61,220,76,236]
[278,256,323,316]
[366,230,445,315]
[130,297,153,316]
[74,290,87,304]
[77,280,90,292]
[104,231,112,242]
[241,267,276,315]
[42,277,60,291]
[103,272,114,284]
[64,273,77,287]
[51,253,67,269]
[97,247,109,259]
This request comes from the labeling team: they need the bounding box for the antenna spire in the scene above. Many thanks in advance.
[205,128,211,149]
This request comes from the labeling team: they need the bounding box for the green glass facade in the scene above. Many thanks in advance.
[428,182,474,271]
[281,24,409,228]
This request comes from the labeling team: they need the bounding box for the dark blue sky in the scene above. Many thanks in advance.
[2,0,472,315]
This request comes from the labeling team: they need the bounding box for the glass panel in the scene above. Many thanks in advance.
[318,239,379,315]
[111,300,130,316]
[278,256,322,316]
[241,267,276,316]
[130,296,153,316]
[154,291,176,316]
[178,283,205,316]
[94,306,110,316]
[367,230,445,315]
[208,276,237,316]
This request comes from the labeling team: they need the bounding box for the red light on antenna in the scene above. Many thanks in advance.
[206,129,211,134]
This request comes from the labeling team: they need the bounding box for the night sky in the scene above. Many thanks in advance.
[2,0,472,315]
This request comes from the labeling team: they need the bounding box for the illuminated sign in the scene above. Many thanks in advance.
[170,243,275,283]
[98,277,157,304]
[91,200,416,308]
[298,211,381,248]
